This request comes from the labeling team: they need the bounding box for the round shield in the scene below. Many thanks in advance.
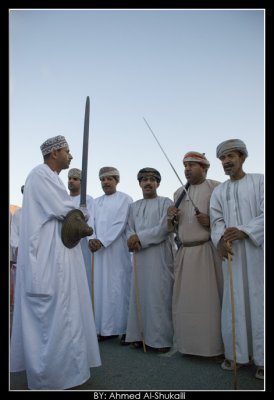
[61,209,93,249]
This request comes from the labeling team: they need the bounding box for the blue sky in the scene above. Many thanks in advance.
[10,9,264,207]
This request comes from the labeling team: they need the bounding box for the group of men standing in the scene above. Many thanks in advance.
[10,135,264,390]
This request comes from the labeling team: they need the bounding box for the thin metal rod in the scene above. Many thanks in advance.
[143,117,199,214]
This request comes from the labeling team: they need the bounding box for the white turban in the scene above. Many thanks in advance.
[216,139,248,159]
[68,168,81,179]
[183,151,210,167]
[99,166,120,182]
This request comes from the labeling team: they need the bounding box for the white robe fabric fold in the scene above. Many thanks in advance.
[10,209,22,306]
[125,196,175,348]
[92,191,133,335]
[210,173,264,366]
[10,164,101,390]
[10,208,22,262]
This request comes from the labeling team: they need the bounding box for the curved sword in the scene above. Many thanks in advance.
[143,117,200,214]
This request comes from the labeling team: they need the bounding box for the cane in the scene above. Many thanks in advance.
[91,252,95,316]
[133,253,146,353]
[227,247,237,390]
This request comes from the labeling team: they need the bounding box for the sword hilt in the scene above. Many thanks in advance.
[174,182,190,208]
[174,182,200,215]
[194,207,200,215]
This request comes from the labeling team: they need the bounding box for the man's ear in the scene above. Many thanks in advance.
[239,152,246,163]
[51,149,58,160]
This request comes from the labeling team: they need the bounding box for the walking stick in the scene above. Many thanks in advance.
[91,252,95,316]
[228,249,237,390]
[133,253,146,353]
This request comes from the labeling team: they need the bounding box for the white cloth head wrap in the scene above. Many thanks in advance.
[68,168,81,179]
[99,167,120,182]
[183,151,210,167]
[216,139,248,159]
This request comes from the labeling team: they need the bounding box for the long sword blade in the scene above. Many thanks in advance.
[80,96,90,207]
[143,117,200,213]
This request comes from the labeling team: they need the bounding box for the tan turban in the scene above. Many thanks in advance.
[183,151,210,167]
[216,139,248,159]
[40,135,68,156]
[68,168,81,180]
[137,167,161,182]
[99,167,120,182]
